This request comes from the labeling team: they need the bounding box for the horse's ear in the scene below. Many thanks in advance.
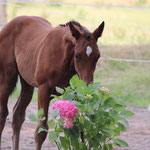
[93,21,105,41]
[69,22,80,40]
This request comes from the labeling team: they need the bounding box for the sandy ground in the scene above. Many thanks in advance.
[1,99,150,150]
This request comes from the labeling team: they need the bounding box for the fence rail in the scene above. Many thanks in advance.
[101,57,150,63]
[11,0,150,10]
[0,1,150,30]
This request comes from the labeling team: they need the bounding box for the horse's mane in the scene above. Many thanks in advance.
[60,20,90,40]
[60,20,82,30]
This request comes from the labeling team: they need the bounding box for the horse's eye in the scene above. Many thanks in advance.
[75,55,80,62]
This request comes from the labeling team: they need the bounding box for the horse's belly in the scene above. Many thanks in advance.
[17,62,38,87]
[15,38,43,87]
[16,50,38,87]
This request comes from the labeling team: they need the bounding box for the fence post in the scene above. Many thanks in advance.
[0,0,7,29]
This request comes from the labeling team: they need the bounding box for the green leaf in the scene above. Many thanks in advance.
[63,93,75,101]
[93,148,101,150]
[118,122,126,131]
[56,123,64,132]
[70,136,79,149]
[84,119,92,132]
[89,127,98,137]
[69,125,80,139]
[50,94,58,98]
[79,143,88,150]
[85,103,91,111]
[76,90,85,99]
[49,131,58,143]
[48,119,56,128]
[52,109,59,119]
[62,87,76,100]
[104,97,116,108]
[109,109,118,118]
[88,82,102,93]
[76,80,88,95]
[28,114,37,122]
[38,108,44,119]
[60,136,69,150]
[56,86,64,94]
[119,117,129,127]
[102,145,108,150]
[40,116,46,121]
[120,110,134,117]
[113,138,129,147]
[113,127,121,136]
[69,75,79,89]
[95,133,103,142]
[106,144,113,150]
[73,101,82,106]
[92,136,100,147]
[113,103,124,111]
[101,129,111,137]
[38,127,47,134]
[70,74,88,95]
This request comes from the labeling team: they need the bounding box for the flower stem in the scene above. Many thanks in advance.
[54,140,60,150]
[68,138,72,150]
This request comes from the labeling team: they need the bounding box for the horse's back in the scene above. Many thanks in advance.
[12,16,53,57]
[0,16,52,56]
[0,16,52,38]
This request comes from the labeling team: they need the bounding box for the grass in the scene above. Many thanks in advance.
[95,62,150,107]
[11,84,38,102]
[7,2,150,45]
[95,45,150,107]
[10,45,150,108]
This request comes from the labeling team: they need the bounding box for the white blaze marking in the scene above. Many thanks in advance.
[86,46,92,57]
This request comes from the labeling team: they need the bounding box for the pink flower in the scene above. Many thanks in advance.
[106,88,111,94]
[99,86,111,95]
[99,86,102,90]
[52,100,78,129]
[63,117,74,129]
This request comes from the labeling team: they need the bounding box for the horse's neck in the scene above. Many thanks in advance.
[63,41,76,83]
[45,26,76,74]
[61,30,75,70]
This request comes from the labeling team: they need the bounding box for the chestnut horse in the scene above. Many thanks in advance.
[0,16,104,150]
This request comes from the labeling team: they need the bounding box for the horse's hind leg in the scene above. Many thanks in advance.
[0,85,10,150]
[12,76,34,150]
[0,68,18,149]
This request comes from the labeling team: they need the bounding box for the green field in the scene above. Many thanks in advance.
[8,1,150,107]
[95,45,150,107]
[8,1,150,45]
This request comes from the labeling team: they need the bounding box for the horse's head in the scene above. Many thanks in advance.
[68,21,104,85]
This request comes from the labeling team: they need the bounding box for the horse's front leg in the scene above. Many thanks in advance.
[35,83,51,150]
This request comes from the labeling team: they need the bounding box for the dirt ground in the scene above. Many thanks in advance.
[1,99,150,150]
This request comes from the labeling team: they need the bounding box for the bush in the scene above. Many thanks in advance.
[29,75,134,150]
